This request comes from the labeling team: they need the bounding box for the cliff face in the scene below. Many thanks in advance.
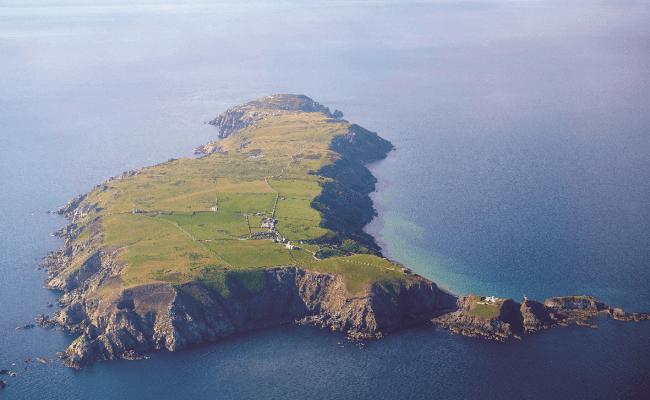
[56,265,455,369]
[311,124,394,252]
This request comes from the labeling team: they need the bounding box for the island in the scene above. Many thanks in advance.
[39,94,648,369]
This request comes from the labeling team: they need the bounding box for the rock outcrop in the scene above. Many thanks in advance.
[206,94,338,139]
[194,141,222,155]
[520,298,557,331]
[433,296,521,340]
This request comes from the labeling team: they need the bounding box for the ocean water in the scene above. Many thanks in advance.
[1,1,648,398]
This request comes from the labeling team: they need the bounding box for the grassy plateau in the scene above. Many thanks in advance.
[63,94,412,299]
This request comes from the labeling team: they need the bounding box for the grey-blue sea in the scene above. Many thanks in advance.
[1,1,648,398]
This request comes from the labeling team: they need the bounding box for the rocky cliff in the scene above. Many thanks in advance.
[54,264,455,369]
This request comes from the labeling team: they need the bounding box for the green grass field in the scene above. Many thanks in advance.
[296,254,409,294]
[158,212,250,239]
[203,240,294,268]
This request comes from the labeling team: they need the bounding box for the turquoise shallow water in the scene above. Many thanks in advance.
[1,1,649,398]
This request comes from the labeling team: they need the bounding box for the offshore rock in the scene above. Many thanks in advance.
[543,296,608,312]
[604,307,650,322]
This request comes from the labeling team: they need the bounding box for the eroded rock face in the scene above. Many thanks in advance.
[57,267,455,369]
[311,124,394,252]
[607,307,650,322]
[46,251,103,292]
[520,299,557,331]
[62,334,94,369]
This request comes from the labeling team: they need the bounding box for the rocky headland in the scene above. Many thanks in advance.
[433,295,649,341]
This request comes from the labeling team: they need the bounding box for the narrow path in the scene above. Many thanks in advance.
[264,178,280,220]
[286,248,297,265]
[338,259,397,271]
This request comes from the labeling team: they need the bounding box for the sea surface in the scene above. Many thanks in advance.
[1,1,648,398]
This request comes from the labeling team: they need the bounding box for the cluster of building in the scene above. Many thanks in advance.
[260,218,276,230]
[251,231,276,239]
[273,235,288,244]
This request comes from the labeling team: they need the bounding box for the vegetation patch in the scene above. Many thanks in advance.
[195,265,230,297]
[228,269,267,295]
[372,281,400,312]
[204,240,294,268]
[297,254,411,294]
[340,239,375,254]
[158,212,249,239]
[195,266,267,299]
[315,248,347,259]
